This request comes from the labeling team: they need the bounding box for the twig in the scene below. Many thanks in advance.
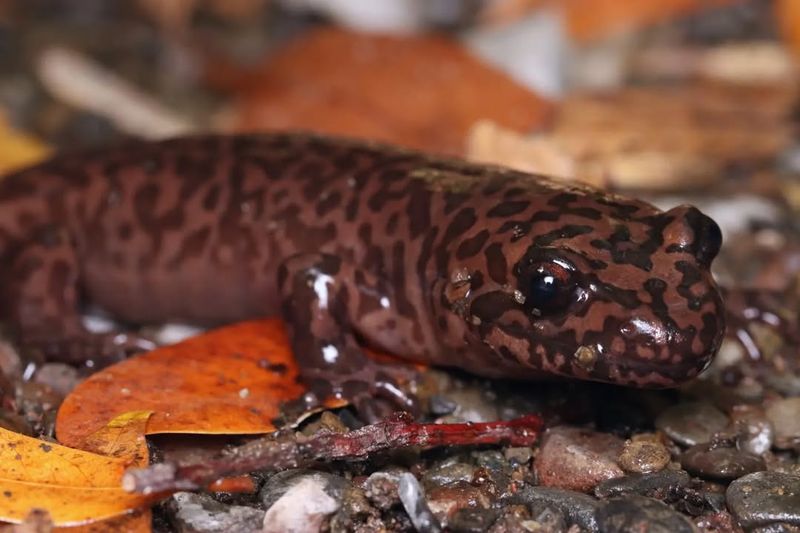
[123,412,543,494]
[37,47,196,139]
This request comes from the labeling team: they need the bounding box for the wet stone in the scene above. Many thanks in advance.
[765,397,800,450]
[655,402,729,447]
[594,469,691,500]
[504,446,532,466]
[363,471,403,511]
[448,507,498,532]
[510,485,600,532]
[437,388,501,423]
[731,407,775,456]
[422,461,476,490]
[596,495,697,533]
[399,472,442,533]
[426,480,493,522]
[617,435,671,474]
[0,339,22,379]
[487,505,533,533]
[534,426,624,493]
[260,470,349,533]
[726,471,800,530]
[694,510,744,533]
[527,505,568,532]
[680,443,766,481]
[33,363,79,397]
[168,492,264,533]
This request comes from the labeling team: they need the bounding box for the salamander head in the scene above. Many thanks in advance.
[445,193,725,388]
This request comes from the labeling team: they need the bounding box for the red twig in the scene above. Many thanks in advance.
[123,412,543,494]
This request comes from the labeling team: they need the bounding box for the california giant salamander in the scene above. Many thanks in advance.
[0,132,725,411]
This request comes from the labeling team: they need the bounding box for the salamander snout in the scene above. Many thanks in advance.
[663,205,723,268]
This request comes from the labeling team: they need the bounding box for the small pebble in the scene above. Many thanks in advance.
[168,492,264,533]
[594,470,691,499]
[0,339,22,378]
[617,435,671,474]
[33,363,79,397]
[726,471,800,530]
[398,472,442,533]
[534,426,624,493]
[487,505,532,533]
[680,443,766,481]
[765,397,800,450]
[422,461,476,490]
[437,388,501,423]
[596,495,697,533]
[504,446,532,465]
[260,470,349,533]
[731,406,774,456]
[363,471,403,511]
[655,402,729,447]
[448,507,498,532]
[694,510,744,533]
[426,481,493,520]
[510,485,600,532]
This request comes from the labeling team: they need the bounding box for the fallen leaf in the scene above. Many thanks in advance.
[0,419,155,526]
[219,27,552,155]
[56,319,346,448]
[545,82,795,190]
[776,0,800,58]
[0,112,49,174]
[465,120,585,185]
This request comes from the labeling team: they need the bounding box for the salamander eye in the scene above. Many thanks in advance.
[524,262,576,316]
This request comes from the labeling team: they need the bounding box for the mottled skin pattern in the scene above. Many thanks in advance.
[0,132,726,413]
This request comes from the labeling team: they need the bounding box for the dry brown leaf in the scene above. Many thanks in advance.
[56,319,347,448]
[545,82,795,191]
[222,27,552,155]
[465,120,587,185]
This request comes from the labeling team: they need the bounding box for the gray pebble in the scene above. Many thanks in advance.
[260,469,349,509]
[422,461,476,490]
[168,492,264,533]
[398,472,442,533]
[680,443,766,481]
[363,471,403,511]
[33,363,79,397]
[732,408,774,456]
[448,507,498,532]
[617,437,671,474]
[765,398,800,450]
[655,402,729,447]
[726,471,800,530]
[510,485,600,532]
[260,469,349,533]
[595,470,691,499]
[596,495,698,533]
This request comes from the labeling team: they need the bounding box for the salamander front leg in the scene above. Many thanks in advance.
[278,253,419,421]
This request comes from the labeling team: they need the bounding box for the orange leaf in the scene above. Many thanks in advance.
[56,319,346,448]
[219,27,552,156]
[0,418,155,526]
[0,112,49,174]
[776,0,800,58]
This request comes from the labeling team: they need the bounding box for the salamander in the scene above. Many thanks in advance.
[0,132,725,415]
